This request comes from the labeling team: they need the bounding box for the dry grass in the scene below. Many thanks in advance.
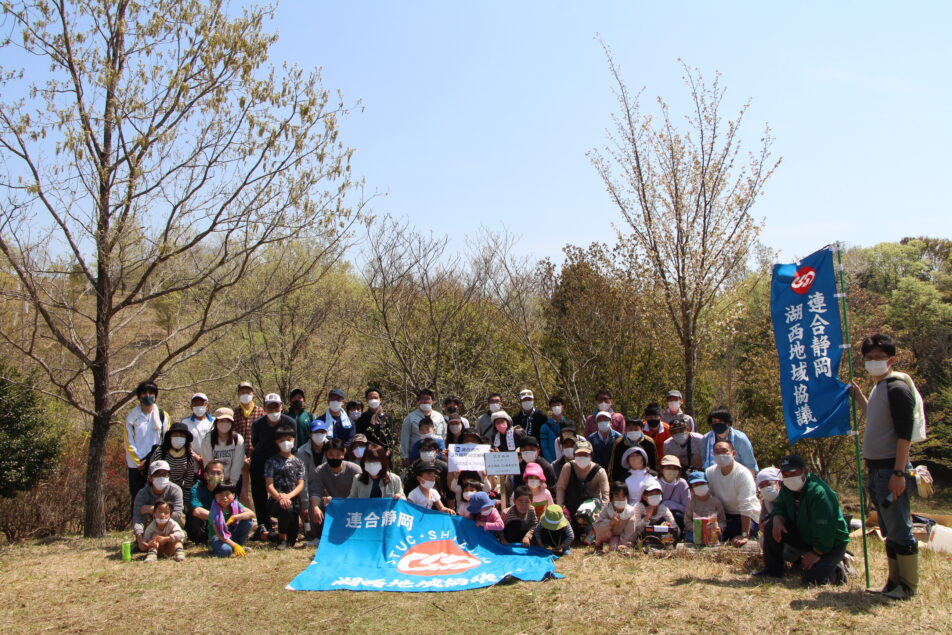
[0,532,949,634]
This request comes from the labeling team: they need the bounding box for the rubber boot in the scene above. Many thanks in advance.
[880,544,899,593]
[882,551,918,600]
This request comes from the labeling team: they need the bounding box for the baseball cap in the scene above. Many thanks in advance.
[518,389,534,401]
[310,420,329,432]
[191,392,208,402]
[213,407,234,421]
[149,460,171,474]
[263,393,282,405]
[779,455,807,473]
[328,388,345,399]
[236,381,253,391]
[665,390,683,399]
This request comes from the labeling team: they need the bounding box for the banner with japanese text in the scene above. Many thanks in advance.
[770,246,851,444]
[286,498,559,592]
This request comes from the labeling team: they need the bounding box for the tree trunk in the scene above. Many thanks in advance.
[83,410,111,537]
[683,334,697,418]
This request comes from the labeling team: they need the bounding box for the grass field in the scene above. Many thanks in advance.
[1,528,949,634]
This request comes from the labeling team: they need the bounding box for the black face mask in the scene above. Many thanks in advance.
[290,400,304,411]
[647,419,661,428]
[326,458,343,468]
[712,423,729,435]
[446,406,459,415]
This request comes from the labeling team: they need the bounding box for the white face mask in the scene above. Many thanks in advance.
[521,400,534,411]
[626,430,642,442]
[612,501,626,511]
[328,400,342,412]
[421,479,436,490]
[662,469,680,483]
[365,462,383,476]
[449,424,461,434]
[155,517,169,526]
[480,507,493,516]
[672,432,687,444]
[783,474,806,492]
[192,406,207,418]
[170,436,186,449]
[646,494,663,506]
[551,405,563,416]
[420,451,436,462]
[760,484,781,501]
[279,440,294,452]
[574,456,591,468]
[668,400,681,412]
[693,484,709,497]
[562,448,575,459]
[597,401,611,412]
[353,446,366,458]
[522,451,537,463]
[217,421,232,434]
[419,403,433,413]
[367,399,381,409]
[597,420,610,433]
[714,453,734,468]
[462,491,473,501]
[527,478,542,489]
[864,359,890,376]
[238,393,253,405]
[152,476,169,490]
[311,432,326,444]
[266,412,281,422]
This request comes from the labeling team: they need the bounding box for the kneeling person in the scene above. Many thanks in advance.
[209,484,255,557]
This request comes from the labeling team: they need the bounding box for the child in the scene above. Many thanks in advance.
[593,481,637,552]
[633,477,677,540]
[523,462,554,519]
[503,485,538,545]
[455,479,483,516]
[533,504,574,555]
[209,483,256,557]
[263,425,306,550]
[621,446,652,504]
[683,471,726,543]
[408,465,456,514]
[403,438,450,496]
[467,491,504,534]
[142,500,185,562]
[658,454,691,530]
[409,419,446,460]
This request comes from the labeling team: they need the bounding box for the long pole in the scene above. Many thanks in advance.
[835,242,871,589]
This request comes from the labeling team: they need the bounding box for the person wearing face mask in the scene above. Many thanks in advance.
[408,464,456,514]
[755,466,783,529]
[442,395,470,429]
[642,403,671,464]
[556,440,609,538]
[683,471,726,544]
[551,428,578,480]
[587,411,622,470]
[311,388,355,447]
[306,437,362,544]
[347,433,370,463]
[132,460,184,552]
[583,389,626,436]
[467,491,505,534]
[850,333,922,599]
[520,461,555,519]
[475,393,505,442]
[346,400,364,428]
[124,380,171,514]
[188,459,228,545]
[608,417,657,482]
[513,389,548,439]
[182,392,215,444]
[593,481,638,551]
[539,396,573,463]
[349,444,406,499]
[403,437,450,498]
[705,440,760,545]
[754,455,850,586]
[294,420,330,538]
[140,500,186,562]
[661,390,696,432]
[147,422,199,495]
[199,408,244,488]
[488,410,524,453]
[658,455,691,531]
[250,393,297,541]
[700,406,759,473]
[662,416,704,471]
[400,389,446,466]
[408,418,446,460]
[619,446,652,504]
[234,381,264,505]
[356,388,396,451]
[285,388,313,449]
[444,414,467,445]
[633,477,677,540]
[510,436,558,499]
[263,426,306,550]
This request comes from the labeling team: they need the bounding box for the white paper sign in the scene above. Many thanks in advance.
[483,451,521,476]
[447,444,490,472]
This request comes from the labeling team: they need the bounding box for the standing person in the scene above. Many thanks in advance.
[263,426,306,550]
[700,407,759,473]
[583,389,626,436]
[642,403,670,464]
[587,411,622,470]
[851,333,922,599]
[234,381,265,506]
[346,401,364,429]
[475,393,505,441]
[754,455,850,586]
[705,440,760,545]
[285,388,313,449]
[539,396,572,463]
[555,440,609,537]
[182,392,215,444]
[513,389,548,439]
[356,388,396,451]
[305,438,362,544]
[147,422,200,496]
[551,428,578,480]
[442,395,470,428]
[662,415,704,471]
[199,408,244,488]
[295,419,329,537]
[661,390,696,432]
[249,393,296,541]
[349,445,406,499]
[400,389,445,466]
[312,388,355,446]
[124,380,171,513]
[608,417,658,481]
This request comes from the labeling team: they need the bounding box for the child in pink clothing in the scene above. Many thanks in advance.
[523,462,554,519]
[467,491,504,533]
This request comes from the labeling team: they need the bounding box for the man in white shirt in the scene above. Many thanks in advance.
[182,392,215,443]
[705,439,760,546]
[124,380,171,513]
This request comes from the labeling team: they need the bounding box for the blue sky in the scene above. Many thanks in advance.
[268,1,952,263]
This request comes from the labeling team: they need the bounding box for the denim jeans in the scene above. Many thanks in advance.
[210,518,253,557]
[867,464,915,550]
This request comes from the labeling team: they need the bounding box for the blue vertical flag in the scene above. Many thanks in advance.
[770,246,851,444]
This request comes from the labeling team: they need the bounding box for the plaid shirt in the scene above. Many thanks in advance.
[234,404,265,457]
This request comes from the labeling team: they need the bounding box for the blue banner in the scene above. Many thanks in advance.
[287,498,559,592]
[770,246,851,444]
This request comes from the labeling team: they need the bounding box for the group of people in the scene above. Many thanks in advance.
[123,333,920,598]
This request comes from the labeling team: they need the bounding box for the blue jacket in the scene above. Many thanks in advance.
[587,429,622,469]
[315,409,355,446]
[409,437,446,461]
[701,428,758,473]
[539,417,572,462]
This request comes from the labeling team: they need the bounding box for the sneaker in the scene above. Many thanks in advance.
[252,525,269,542]
[305,537,320,547]
[276,539,288,551]
[173,549,186,562]
[144,551,158,563]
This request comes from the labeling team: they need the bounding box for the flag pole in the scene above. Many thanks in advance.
[834,242,871,589]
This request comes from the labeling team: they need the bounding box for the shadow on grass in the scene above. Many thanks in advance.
[789,590,886,614]
[670,575,777,589]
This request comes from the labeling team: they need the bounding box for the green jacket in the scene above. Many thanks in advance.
[771,473,849,554]
[286,409,313,449]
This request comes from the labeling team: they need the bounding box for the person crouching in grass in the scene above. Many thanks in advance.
[209,484,256,558]
[142,500,185,562]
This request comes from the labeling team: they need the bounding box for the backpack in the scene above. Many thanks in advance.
[888,372,927,443]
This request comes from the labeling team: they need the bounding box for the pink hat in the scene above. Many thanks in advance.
[523,462,546,482]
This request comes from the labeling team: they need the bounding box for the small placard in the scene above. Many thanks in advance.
[483,451,521,476]
[447,444,490,472]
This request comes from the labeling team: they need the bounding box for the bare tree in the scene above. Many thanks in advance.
[0,0,357,536]
[590,47,780,413]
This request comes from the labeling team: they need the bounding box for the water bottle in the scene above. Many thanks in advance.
[121,540,132,562]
